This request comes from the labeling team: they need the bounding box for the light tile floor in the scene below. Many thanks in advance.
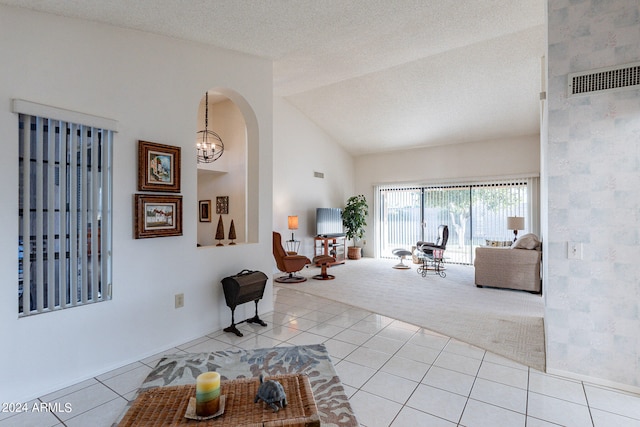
[2,286,640,427]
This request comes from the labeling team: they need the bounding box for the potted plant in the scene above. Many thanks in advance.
[342,194,368,259]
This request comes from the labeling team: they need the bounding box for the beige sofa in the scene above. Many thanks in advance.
[474,235,541,293]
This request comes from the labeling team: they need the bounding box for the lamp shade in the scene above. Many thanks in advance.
[288,216,299,230]
[507,216,525,231]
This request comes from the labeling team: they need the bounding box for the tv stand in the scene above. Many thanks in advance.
[314,236,346,266]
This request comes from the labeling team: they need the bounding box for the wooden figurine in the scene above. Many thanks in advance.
[215,215,225,246]
[228,220,236,245]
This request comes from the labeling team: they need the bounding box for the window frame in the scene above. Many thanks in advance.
[376,177,539,264]
[14,100,116,316]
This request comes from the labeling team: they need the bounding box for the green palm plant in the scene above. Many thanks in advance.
[342,195,368,247]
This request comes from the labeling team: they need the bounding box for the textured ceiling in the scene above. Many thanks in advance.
[0,0,546,155]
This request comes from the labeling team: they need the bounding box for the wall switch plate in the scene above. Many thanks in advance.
[175,293,184,308]
[568,242,583,260]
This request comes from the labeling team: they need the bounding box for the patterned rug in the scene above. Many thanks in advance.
[115,344,358,427]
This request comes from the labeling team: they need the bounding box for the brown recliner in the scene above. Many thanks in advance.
[273,231,310,283]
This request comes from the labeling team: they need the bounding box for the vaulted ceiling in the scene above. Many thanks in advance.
[1,0,546,156]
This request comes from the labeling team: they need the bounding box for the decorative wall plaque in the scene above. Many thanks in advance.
[216,196,229,214]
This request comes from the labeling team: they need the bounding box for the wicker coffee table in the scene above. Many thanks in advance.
[118,373,319,427]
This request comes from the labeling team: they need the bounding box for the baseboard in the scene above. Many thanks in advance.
[17,326,235,402]
[546,367,640,395]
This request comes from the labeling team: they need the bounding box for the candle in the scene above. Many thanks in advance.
[196,372,221,416]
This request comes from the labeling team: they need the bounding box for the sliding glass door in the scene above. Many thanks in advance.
[377,179,535,264]
[379,187,422,255]
[422,186,472,264]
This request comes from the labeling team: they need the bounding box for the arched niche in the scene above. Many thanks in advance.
[196,88,259,246]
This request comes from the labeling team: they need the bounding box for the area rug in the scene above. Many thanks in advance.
[115,344,358,427]
[278,258,546,372]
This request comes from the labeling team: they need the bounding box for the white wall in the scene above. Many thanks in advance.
[545,0,640,391]
[355,136,541,256]
[273,97,354,258]
[197,99,247,246]
[0,6,273,402]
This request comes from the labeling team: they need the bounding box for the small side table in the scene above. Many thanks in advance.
[416,249,447,278]
[285,239,300,254]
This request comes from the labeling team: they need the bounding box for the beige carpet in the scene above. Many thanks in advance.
[276,258,546,372]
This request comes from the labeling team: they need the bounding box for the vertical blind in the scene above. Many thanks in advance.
[376,178,539,264]
[18,111,113,316]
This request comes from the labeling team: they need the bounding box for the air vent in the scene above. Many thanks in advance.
[314,171,324,179]
[568,62,640,97]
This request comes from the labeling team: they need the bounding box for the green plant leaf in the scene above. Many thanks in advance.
[342,195,368,246]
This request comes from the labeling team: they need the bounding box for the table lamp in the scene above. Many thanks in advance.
[288,215,298,241]
[286,216,300,254]
[507,216,525,242]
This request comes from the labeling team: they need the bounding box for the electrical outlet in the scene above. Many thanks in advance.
[568,242,583,260]
[175,293,184,308]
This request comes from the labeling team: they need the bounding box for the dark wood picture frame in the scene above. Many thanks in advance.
[199,200,212,222]
[134,194,183,239]
[138,140,181,192]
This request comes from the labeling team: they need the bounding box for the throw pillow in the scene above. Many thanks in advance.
[512,233,541,250]
[485,239,512,247]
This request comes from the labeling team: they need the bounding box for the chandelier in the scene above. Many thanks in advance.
[196,92,224,163]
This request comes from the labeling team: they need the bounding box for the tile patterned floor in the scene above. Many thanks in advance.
[2,286,640,427]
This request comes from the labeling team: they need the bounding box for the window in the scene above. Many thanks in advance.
[16,101,115,316]
[376,178,539,264]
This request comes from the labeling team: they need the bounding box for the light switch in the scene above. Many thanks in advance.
[568,242,583,260]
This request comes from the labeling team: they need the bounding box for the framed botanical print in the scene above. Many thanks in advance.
[134,194,183,238]
[199,200,212,222]
[138,140,181,192]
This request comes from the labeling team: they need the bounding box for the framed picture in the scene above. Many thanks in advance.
[138,140,181,192]
[216,196,229,214]
[199,200,212,222]
[134,194,183,239]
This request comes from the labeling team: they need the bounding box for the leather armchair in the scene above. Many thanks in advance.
[273,231,310,283]
[417,225,449,257]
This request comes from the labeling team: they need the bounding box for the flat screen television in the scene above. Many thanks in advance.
[316,208,345,237]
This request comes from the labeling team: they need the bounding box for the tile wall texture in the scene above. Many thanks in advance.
[546,0,640,388]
